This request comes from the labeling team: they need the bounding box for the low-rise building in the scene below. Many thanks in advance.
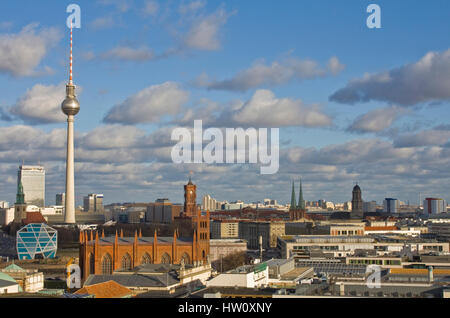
[84,263,212,295]
[206,263,269,288]
[0,272,21,294]
[0,263,44,293]
[277,235,450,259]
[209,239,247,268]
[265,258,314,288]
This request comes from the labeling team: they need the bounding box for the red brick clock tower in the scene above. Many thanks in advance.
[184,177,197,217]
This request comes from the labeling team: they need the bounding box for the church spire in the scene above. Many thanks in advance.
[16,180,25,205]
[297,178,305,210]
[290,181,296,211]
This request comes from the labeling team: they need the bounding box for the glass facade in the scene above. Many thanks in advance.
[16,223,57,259]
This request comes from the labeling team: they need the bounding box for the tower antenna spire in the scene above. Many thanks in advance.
[69,21,73,85]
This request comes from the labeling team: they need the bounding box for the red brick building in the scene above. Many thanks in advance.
[79,178,210,281]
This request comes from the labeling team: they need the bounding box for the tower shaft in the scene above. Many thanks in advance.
[64,115,76,223]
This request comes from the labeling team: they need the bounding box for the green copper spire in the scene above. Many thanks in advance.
[290,181,297,210]
[297,178,305,209]
[16,180,25,205]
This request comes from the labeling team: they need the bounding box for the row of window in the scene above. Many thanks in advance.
[90,252,192,275]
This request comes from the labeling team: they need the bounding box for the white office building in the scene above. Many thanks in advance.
[423,198,447,214]
[18,165,45,207]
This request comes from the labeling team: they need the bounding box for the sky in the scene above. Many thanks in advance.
[0,0,450,206]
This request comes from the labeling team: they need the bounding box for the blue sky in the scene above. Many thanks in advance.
[0,0,449,206]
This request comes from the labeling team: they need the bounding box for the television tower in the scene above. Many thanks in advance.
[61,23,80,224]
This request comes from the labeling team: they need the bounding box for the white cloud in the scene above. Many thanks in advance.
[394,128,450,148]
[327,56,345,75]
[104,82,190,124]
[196,56,344,92]
[330,49,450,106]
[183,8,232,51]
[347,106,407,133]
[0,24,62,77]
[228,90,332,127]
[8,82,69,124]
[1,124,450,207]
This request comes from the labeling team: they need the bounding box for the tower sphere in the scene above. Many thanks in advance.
[62,94,80,116]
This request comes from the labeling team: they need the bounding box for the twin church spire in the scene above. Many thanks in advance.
[290,178,305,210]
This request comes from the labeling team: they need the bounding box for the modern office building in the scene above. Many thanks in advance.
[83,194,104,212]
[16,223,58,259]
[423,198,447,214]
[384,198,399,213]
[17,165,45,207]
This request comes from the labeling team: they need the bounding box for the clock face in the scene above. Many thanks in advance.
[189,191,193,194]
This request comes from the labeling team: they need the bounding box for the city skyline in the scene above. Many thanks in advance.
[0,1,450,206]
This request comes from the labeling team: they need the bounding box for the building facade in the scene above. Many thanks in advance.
[210,220,239,239]
[239,221,285,249]
[80,178,210,281]
[145,199,182,224]
[83,194,104,212]
[18,165,45,207]
[423,198,447,214]
[384,198,399,213]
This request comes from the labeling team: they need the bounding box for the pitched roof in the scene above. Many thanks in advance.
[74,280,132,298]
[85,272,179,288]
[3,263,26,272]
[23,212,47,225]
[0,278,19,288]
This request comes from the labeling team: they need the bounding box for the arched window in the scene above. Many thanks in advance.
[141,253,152,265]
[121,253,132,270]
[202,250,206,259]
[161,253,171,264]
[89,253,95,275]
[101,253,112,275]
[180,253,190,265]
